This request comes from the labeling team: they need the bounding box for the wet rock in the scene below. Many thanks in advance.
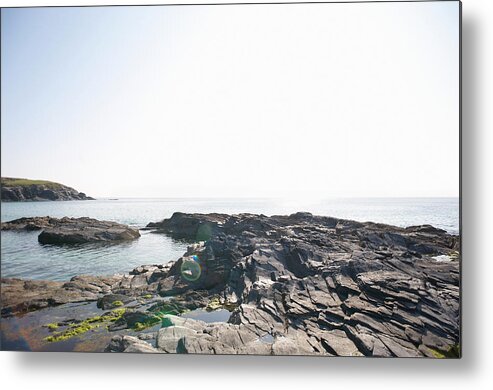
[4,211,460,357]
[34,217,140,244]
[1,275,121,316]
[2,216,140,244]
[146,212,229,240]
[108,310,161,331]
[97,294,133,310]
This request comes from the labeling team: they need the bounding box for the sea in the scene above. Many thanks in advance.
[0,197,459,281]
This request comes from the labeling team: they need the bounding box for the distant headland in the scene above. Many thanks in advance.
[1,177,94,202]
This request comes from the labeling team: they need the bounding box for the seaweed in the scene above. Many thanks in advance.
[44,308,126,343]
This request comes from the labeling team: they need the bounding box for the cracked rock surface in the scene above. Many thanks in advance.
[135,212,460,356]
[1,212,460,357]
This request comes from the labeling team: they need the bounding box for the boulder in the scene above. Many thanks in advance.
[2,216,141,244]
[33,217,140,244]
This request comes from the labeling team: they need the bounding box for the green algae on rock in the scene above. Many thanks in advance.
[133,316,161,331]
[44,308,126,343]
[46,323,59,330]
[206,295,237,312]
[428,344,461,359]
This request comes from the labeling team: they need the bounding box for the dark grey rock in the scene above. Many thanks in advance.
[97,294,133,310]
[35,217,140,244]
[143,212,460,357]
[2,216,141,244]
[146,212,229,240]
[3,212,460,357]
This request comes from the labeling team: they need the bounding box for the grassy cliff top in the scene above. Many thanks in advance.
[1,177,66,189]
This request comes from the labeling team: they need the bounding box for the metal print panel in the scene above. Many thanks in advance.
[0,1,461,357]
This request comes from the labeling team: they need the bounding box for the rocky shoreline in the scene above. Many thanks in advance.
[0,212,460,357]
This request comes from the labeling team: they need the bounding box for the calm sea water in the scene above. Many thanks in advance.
[1,198,459,281]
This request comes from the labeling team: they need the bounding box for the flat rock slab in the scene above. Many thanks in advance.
[1,216,141,244]
[1,216,58,231]
[0,275,121,316]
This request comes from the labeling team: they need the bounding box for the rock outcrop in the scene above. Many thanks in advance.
[139,212,461,356]
[1,177,94,201]
[0,275,121,317]
[1,216,141,244]
[146,212,229,240]
[1,212,461,357]
[1,216,56,231]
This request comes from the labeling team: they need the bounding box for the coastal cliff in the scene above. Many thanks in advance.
[1,177,94,201]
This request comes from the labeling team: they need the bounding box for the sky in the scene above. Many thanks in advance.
[1,2,460,198]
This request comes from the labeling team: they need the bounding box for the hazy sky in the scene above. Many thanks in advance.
[1,2,460,198]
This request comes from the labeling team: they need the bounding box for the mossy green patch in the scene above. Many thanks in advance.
[449,251,460,260]
[430,349,446,358]
[429,343,460,358]
[206,295,237,312]
[206,296,222,311]
[132,300,196,331]
[161,317,174,328]
[46,323,59,330]
[111,308,126,318]
[112,300,124,307]
[45,322,96,343]
[133,316,161,331]
[44,308,126,343]
[143,294,153,299]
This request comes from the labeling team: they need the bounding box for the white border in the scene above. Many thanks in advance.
[1,1,492,389]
